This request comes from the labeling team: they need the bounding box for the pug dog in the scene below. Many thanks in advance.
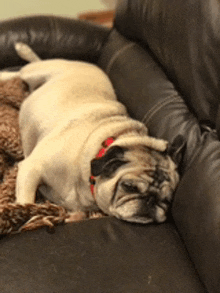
[0,42,184,224]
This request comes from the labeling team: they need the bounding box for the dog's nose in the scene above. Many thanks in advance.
[154,169,170,184]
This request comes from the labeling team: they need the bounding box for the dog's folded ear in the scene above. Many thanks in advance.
[91,146,128,178]
[165,135,186,166]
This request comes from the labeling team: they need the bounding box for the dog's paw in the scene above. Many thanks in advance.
[65,211,88,223]
[89,211,106,219]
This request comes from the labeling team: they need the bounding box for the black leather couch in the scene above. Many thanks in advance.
[0,0,219,292]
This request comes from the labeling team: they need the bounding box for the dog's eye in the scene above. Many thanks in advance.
[121,181,139,194]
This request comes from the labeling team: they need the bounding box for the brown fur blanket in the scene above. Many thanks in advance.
[0,78,103,235]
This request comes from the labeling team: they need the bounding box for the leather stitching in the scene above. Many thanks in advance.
[142,95,182,125]
[106,42,136,74]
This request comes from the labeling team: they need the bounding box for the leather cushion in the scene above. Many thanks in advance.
[0,218,206,293]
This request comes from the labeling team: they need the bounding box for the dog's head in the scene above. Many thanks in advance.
[91,135,185,224]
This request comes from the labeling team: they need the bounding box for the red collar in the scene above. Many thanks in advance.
[90,137,115,198]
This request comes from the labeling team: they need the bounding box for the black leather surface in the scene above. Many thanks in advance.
[172,131,220,293]
[114,0,220,128]
[0,218,206,293]
[98,28,218,292]
[98,29,202,173]
[0,15,110,68]
[0,3,216,292]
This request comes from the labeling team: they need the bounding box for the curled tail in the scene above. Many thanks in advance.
[15,42,41,63]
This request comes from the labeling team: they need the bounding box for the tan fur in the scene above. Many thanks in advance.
[0,43,179,224]
[0,78,73,234]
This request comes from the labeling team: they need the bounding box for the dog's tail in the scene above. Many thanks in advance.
[15,42,41,63]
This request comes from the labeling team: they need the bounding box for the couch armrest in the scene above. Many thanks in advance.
[172,131,220,293]
[0,15,110,69]
[98,29,220,292]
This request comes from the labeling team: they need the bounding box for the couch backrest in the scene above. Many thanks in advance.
[114,0,220,129]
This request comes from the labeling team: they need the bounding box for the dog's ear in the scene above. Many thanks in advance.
[91,146,128,177]
[165,135,186,165]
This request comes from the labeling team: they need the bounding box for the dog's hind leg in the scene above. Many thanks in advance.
[15,42,41,63]
[16,159,43,204]
[0,42,40,81]
[0,71,20,81]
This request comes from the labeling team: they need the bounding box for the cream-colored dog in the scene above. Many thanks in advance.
[0,43,183,224]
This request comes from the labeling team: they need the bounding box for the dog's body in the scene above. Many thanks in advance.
[0,43,181,224]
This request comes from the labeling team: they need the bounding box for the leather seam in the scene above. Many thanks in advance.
[142,95,181,125]
[106,42,136,74]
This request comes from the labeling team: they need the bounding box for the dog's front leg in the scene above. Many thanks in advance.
[16,159,43,204]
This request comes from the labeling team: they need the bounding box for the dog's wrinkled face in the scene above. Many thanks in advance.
[91,136,184,224]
